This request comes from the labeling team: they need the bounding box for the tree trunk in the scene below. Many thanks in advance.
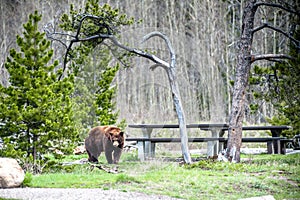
[33,134,38,162]
[166,64,192,164]
[226,0,257,163]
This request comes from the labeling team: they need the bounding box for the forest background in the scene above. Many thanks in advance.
[0,0,298,141]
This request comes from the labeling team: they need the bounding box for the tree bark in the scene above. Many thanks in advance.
[226,0,257,163]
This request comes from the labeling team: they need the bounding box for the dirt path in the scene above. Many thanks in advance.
[0,188,181,200]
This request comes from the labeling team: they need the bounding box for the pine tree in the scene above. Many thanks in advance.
[0,11,79,161]
[96,63,120,125]
[60,0,133,132]
[249,22,300,138]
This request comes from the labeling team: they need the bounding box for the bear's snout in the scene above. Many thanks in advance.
[113,140,119,147]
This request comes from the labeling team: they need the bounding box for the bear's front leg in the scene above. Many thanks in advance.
[113,148,122,164]
[105,149,114,164]
[87,150,99,163]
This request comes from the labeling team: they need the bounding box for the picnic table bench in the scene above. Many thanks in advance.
[126,124,291,161]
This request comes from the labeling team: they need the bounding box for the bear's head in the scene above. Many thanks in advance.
[104,126,125,148]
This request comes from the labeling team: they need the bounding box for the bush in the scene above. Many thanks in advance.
[22,172,33,187]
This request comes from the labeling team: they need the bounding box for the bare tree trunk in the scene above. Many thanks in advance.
[146,32,192,164]
[226,0,257,163]
[165,58,191,164]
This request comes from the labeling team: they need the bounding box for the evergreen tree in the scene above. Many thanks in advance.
[60,0,133,133]
[0,11,79,161]
[250,24,300,138]
[96,63,120,125]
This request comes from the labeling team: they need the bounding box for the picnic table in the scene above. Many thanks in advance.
[126,124,291,161]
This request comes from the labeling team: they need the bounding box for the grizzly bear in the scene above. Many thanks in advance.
[84,125,125,164]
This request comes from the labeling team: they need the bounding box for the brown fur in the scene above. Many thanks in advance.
[84,126,124,164]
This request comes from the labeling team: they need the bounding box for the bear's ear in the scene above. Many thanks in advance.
[119,132,124,137]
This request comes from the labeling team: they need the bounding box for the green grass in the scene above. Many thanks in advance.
[27,152,300,200]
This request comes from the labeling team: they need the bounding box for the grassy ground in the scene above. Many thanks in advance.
[26,152,300,200]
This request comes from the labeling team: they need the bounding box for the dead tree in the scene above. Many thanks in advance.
[44,14,192,164]
[226,0,299,162]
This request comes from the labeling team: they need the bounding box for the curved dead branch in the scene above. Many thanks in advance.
[142,31,175,68]
[107,35,169,66]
